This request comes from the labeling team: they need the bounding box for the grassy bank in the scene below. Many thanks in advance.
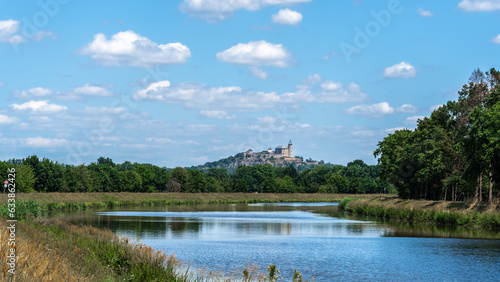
[0,192,377,212]
[1,193,370,281]
[339,196,500,228]
[0,217,310,281]
[0,218,181,281]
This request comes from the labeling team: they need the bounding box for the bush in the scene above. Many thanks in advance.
[338,197,355,210]
[0,200,42,220]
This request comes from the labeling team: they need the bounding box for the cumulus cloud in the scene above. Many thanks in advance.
[79,31,191,67]
[0,20,25,44]
[200,110,235,119]
[345,102,418,117]
[385,127,407,133]
[179,0,311,21]
[23,137,67,147]
[0,114,19,124]
[216,40,291,67]
[15,85,113,100]
[430,104,444,111]
[405,116,426,125]
[458,0,500,11]
[302,73,322,85]
[272,8,303,25]
[83,107,127,114]
[10,100,67,113]
[134,78,369,110]
[345,102,395,117]
[217,40,292,79]
[418,8,434,17]
[249,66,269,79]
[396,104,418,113]
[383,62,417,78]
[73,84,112,96]
[492,34,500,44]
[321,81,342,91]
[0,19,54,44]
[15,87,53,99]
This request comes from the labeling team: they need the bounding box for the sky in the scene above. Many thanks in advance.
[0,0,499,168]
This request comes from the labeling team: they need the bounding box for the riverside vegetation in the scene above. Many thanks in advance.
[339,196,500,229]
[0,196,330,281]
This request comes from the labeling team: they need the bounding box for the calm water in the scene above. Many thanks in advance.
[59,203,500,281]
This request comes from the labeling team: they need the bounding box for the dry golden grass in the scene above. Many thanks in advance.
[0,220,86,281]
[369,196,499,212]
[0,218,183,281]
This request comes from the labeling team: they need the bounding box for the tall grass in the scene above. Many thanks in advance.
[340,198,500,228]
[0,200,44,220]
[0,218,181,281]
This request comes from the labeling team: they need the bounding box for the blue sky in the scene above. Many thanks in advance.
[1,0,499,167]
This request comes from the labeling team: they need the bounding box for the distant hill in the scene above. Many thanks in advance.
[189,149,323,173]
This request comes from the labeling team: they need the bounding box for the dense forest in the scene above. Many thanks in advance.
[0,156,392,194]
[375,68,500,203]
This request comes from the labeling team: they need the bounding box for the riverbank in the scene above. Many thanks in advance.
[0,193,370,281]
[339,196,500,228]
[0,218,182,281]
[0,192,377,212]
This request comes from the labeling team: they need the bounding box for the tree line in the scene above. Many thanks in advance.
[1,156,392,194]
[374,68,500,204]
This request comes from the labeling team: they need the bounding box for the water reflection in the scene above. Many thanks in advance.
[59,202,500,281]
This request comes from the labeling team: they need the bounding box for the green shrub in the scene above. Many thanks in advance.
[338,197,355,210]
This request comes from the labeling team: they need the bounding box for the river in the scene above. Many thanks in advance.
[56,202,500,281]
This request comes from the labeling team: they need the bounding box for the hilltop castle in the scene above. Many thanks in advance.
[246,140,294,158]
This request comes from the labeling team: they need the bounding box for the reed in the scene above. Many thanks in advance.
[339,196,500,228]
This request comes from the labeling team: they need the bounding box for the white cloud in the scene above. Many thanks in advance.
[346,102,418,116]
[272,8,303,25]
[383,62,417,78]
[396,104,418,113]
[0,82,5,87]
[73,84,112,96]
[458,0,500,11]
[302,74,322,85]
[0,20,25,44]
[405,116,426,125]
[79,31,191,67]
[345,102,395,117]
[23,137,67,147]
[32,30,57,41]
[430,104,444,111]
[134,78,368,111]
[83,107,127,114]
[0,114,19,124]
[492,34,500,44]
[249,66,269,79]
[15,87,53,99]
[10,100,67,113]
[321,81,342,91]
[216,40,291,67]
[418,8,434,17]
[0,19,54,44]
[385,127,407,133]
[179,0,311,21]
[200,110,235,119]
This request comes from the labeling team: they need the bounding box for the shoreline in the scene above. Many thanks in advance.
[339,196,500,229]
[0,192,376,211]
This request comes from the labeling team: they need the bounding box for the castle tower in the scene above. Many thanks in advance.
[288,140,292,157]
